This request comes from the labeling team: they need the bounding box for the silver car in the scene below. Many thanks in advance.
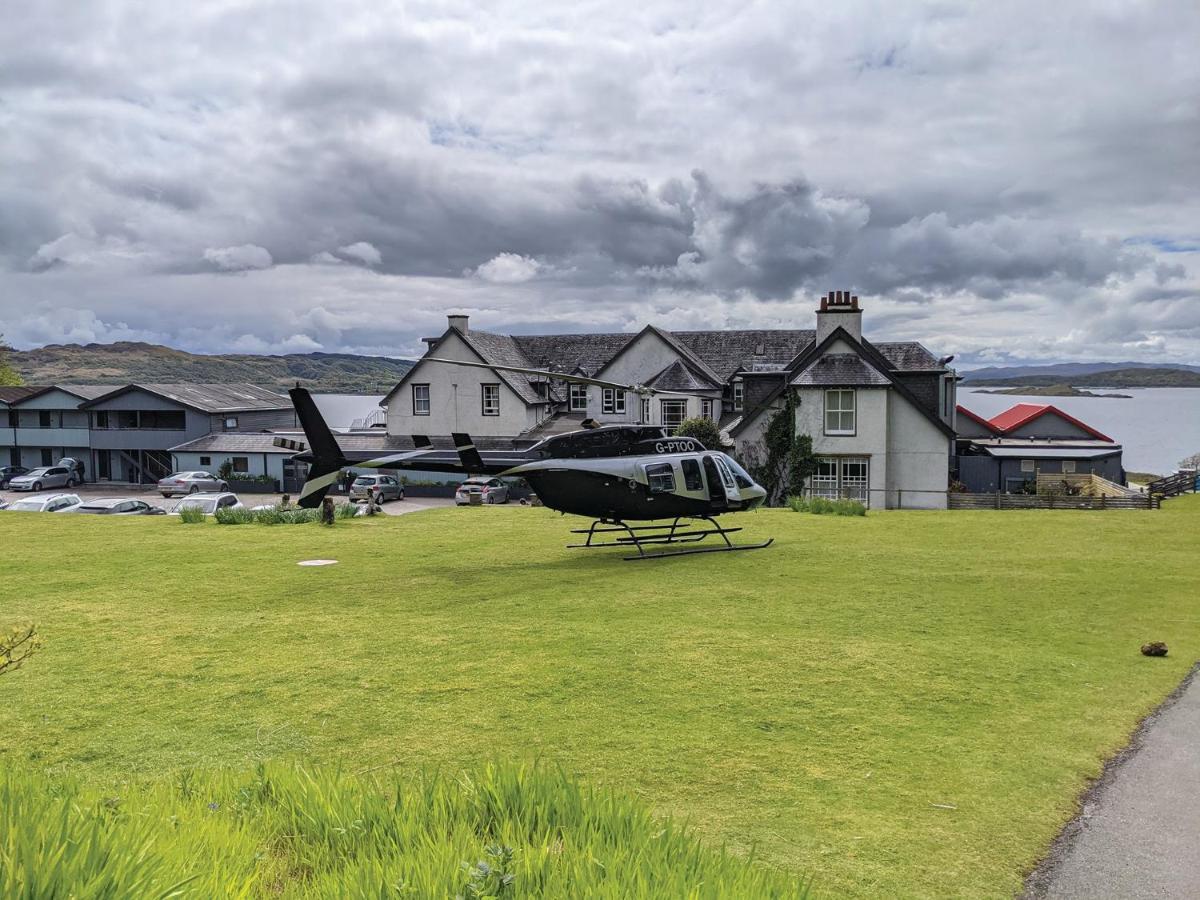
[349,474,404,503]
[169,492,243,515]
[8,466,79,492]
[158,471,230,497]
[5,493,83,512]
[454,477,510,505]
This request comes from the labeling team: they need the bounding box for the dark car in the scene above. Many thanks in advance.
[0,465,30,489]
[72,498,167,516]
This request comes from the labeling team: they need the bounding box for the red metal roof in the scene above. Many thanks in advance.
[986,403,1113,442]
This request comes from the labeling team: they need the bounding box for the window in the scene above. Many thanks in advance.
[481,384,500,416]
[641,398,651,423]
[141,410,187,430]
[199,456,211,466]
[117,410,138,429]
[681,458,704,492]
[38,411,53,428]
[810,457,870,504]
[701,398,713,420]
[569,384,587,411]
[660,399,687,429]
[733,380,744,411]
[645,462,676,494]
[231,456,249,473]
[223,417,239,430]
[824,389,856,435]
[1020,459,1035,473]
[7,410,16,427]
[1062,460,1076,474]
[41,449,53,466]
[601,388,626,414]
[412,384,430,415]
[93,411,110,429]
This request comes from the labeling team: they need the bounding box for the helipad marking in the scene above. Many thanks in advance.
[298,559,338,567]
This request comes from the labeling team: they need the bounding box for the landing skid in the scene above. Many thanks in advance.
[567,516,774,560]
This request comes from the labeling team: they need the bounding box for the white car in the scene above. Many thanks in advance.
[158,471,230,497]
[169,492,243,515]
[4,493,83,513]
[454,477,510,505]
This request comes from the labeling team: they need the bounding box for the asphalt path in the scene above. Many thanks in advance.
[1025,665,1200,899]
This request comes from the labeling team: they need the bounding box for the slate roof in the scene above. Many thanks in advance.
[873,342,942,370]
[791,354,891,387]
[169,433,297,454]
[672,330,815,381]
[0,386,39,404]
[81,383,290,412]
[9,384,114,405]
[646,359,721,392]
[511,333,633,375]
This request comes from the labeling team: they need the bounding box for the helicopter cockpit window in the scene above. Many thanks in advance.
[645,462,676,494]
[721,454,755,489]
[680,458,704,492]
[714,457,738,491]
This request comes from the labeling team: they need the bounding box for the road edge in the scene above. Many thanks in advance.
[1021,660,1200,898]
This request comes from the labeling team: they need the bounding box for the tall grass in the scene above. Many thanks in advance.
[213,506,338,526]
[786,496,867,516]
[0,763,807,898]
[177,505,207,524]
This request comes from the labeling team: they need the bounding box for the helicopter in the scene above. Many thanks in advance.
[283,358,773,559]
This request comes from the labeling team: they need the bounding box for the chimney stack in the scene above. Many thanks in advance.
[815,290,863,343]
[447,313,469,333]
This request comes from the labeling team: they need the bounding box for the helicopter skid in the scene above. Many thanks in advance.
[567,516,774,560]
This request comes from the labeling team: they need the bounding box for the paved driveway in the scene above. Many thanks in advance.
[1025,667,1200,899]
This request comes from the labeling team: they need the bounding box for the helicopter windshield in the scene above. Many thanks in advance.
[719,453,755,489]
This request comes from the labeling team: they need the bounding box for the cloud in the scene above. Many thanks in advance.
[0,1,1197,366]
[203,244,273,272]
[336,241,382,266]
[474,253,542,283]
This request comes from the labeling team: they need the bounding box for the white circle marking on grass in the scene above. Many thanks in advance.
[298,559,339,567]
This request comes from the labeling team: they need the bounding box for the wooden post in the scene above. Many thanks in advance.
[321,496,335,525]
[995,491,1001,510]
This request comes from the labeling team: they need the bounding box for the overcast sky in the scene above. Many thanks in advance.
[1,1,1197,367]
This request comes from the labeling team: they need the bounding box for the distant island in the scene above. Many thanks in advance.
[966,367,1200,389]
[7,341,414,393]
[974,384,1132,398]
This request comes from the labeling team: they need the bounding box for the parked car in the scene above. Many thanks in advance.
[349,474,404,503]
[72,498,167,516]
[170,492,243,515]
[158,471,230,497]
[57,457,86,482]
[4,493,83,513]
[7,466,79,491]
[454,477,509,505]
[0,465,30,489]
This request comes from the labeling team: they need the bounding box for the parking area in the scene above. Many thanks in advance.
[0,485,458,516]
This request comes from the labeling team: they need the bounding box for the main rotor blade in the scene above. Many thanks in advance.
[421,357,696,396]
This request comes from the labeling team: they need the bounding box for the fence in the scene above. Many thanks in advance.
[1034,472,1140,499]
[1147,470,1199,499]
[949,492,1156,510]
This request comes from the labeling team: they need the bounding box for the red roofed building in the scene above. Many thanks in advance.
[953,402,1124,493]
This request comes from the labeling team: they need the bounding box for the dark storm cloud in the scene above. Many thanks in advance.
[0,0,1197,365]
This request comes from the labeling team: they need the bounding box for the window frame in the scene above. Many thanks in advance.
[660,399,687,429]
[481,383,501,416]
[823,389,857,436]
[644,462,676,494]
[412,383,431,416]
[1061,460,1076,474]
[569,383,587,411]
[1020,459,1035,473]
[732,379,744,411]
[680,458,704,492]
[222,416,239,431]
[231,456,250,474]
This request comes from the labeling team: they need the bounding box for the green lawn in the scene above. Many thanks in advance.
[2,497,1198,897]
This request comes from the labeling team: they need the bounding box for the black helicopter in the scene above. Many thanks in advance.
[284,358,772,559]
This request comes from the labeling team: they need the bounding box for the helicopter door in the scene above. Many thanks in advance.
[702,455,740,506]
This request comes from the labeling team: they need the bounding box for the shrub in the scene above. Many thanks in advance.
[0,763,808,898]
[787,496,866,516]
[672,416,727,450]
[176,506,207,524]
[334,501,359,520]
[0,624,40,677]
[213,506,255,526]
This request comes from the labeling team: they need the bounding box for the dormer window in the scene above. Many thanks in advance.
[732,379,744,411]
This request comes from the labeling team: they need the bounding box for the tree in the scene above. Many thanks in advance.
[735,391,814,506]
[0,624,40,677]
[0,334,23,386]
[672,416,727,450]
[1179,451,1200,470]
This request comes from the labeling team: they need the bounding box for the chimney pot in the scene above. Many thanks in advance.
[447,313,469,333]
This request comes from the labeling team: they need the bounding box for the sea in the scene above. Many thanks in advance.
[959,387,1200,476]
[312,390,1200,478]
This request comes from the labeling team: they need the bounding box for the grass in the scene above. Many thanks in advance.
[2,496,1198,897]
[0,762,804,898]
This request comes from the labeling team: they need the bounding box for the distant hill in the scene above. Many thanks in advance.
[968,368,1200,388]
[9,342,414,393]
[962,361,1200,382]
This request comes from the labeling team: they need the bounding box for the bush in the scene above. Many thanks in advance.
[213,505,327,526]
[213,506,255,525]
[672,416,727,450]
[334,501,359,520]
[176,506,207,525]
[0,763,808,898]
[787,496,866,516]
[0,624,40,677]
